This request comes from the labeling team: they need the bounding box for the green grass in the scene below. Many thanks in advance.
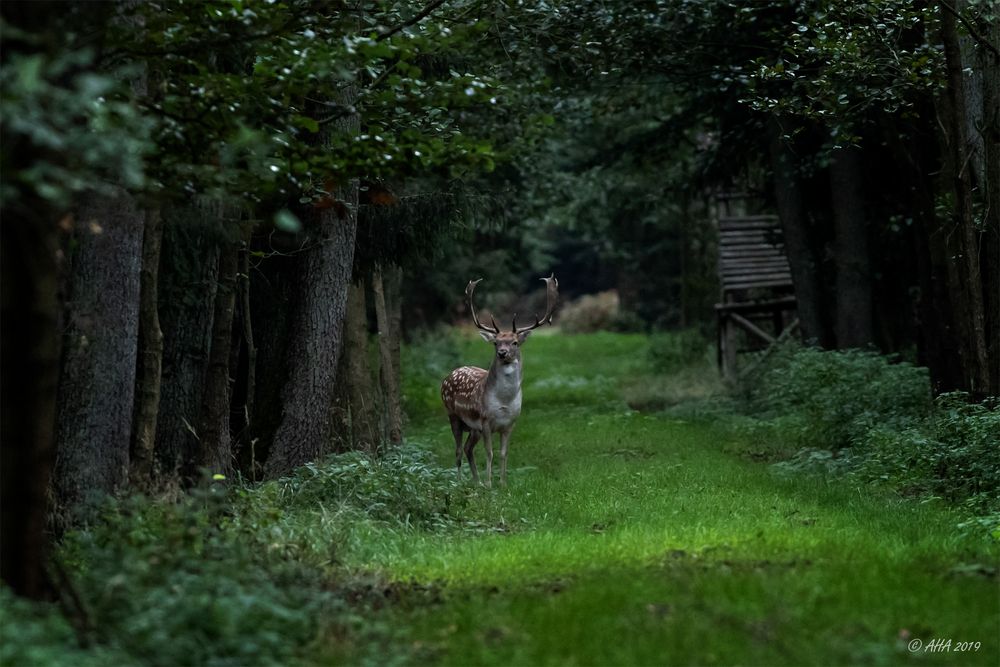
[336,330,999,666]
[4,332,995,667]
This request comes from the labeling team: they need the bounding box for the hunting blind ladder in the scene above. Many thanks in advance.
[715,195,800,379]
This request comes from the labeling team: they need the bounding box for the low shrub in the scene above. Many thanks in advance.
[747,346,999,535]
[858,393,1000,514]
[558,291,620,333]
[264,447,467,531]
[55,486,338,667]
[6,446,473,667]
[746,346,932,450]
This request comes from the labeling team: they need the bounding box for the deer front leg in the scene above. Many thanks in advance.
[464,431,480,484]
[499,428,512,487]
[482,427,494,488]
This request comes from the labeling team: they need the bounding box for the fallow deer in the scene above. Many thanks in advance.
[441,275,558,487]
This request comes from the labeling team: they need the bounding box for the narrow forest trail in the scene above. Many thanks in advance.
[340,333,998,666]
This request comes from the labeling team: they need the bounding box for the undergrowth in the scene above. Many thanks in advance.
[2,446,477,667]
[733,345,1000,537]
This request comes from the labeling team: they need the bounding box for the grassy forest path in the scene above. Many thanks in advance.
[340,333,998,666]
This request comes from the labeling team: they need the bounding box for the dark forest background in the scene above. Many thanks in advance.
[1,0,997,639]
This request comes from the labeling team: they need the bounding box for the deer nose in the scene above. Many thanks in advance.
[498,349,508,358]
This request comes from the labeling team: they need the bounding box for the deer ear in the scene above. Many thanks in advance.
[517,330,532,343]
[479,330,497,343]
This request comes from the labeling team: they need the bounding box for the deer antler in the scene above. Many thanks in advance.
[514,274,559,334]
[466,278,500,334]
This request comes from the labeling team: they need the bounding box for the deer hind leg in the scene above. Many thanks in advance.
[464,430,480,484]
[450,416,464,477]
[499,428,512,487]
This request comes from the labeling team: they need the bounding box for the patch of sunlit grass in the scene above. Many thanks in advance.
[331,330,1000,666]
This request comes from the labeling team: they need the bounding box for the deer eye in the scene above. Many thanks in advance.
[512,341,518,346]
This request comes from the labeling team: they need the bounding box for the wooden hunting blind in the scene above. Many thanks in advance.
[714,196,800,379]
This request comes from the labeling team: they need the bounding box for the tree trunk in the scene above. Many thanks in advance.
[235,243,258,446]
[977,17,1000,396]
[939,1,992,396]
[1,214,61,598]
[264,83,359,478]
[155,209,221,483]
[767,118,828,346]
[130,208,163,491]
[198,226,241,476]
[330,346,352,453]
[829,144,874,349]
[343,279,380,454]
[55,189,144,513]
[372,266,403,445]
[386,263,403,398]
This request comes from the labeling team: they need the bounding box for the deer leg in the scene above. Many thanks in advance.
[499,428,512,487]
[482,428,494,488]
[464,431,480,484]
[450,416,464,478]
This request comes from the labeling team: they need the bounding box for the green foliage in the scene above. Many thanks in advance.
[0,586,128,667]
[743,0,945,142]
[859,394,1000,516]
[400,326,462,425]
[8,444,478,666]
[746,346,932,450]
[746,347,998,533]
[0,43,152,212]
[57,486,338,667]
[261,448,469,531]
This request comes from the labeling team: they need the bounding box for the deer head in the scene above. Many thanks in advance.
[466,274,559,364]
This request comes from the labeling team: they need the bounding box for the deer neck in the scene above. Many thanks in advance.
[485,356,522,401]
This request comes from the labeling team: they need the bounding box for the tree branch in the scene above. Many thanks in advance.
[939,0,1000,61]
[376,0,447,42]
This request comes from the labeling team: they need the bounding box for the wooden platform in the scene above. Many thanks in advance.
[715,212,799,379]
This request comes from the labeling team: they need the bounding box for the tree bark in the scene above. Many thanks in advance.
[343,279,381,454]
[198,228,241,476]
[939,1,992,396]
[55,188,144,513]
[386,263,403,398]
[155,207,221,482]
[264,85,359,478]
[977,16,1000,396]
[264,196,358,477]
[372,266,403,445]
[829,144,874,349]
[237,243,257,441]
[767,118,829,346]
[1,214,61,598]
[130,208,163,491]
